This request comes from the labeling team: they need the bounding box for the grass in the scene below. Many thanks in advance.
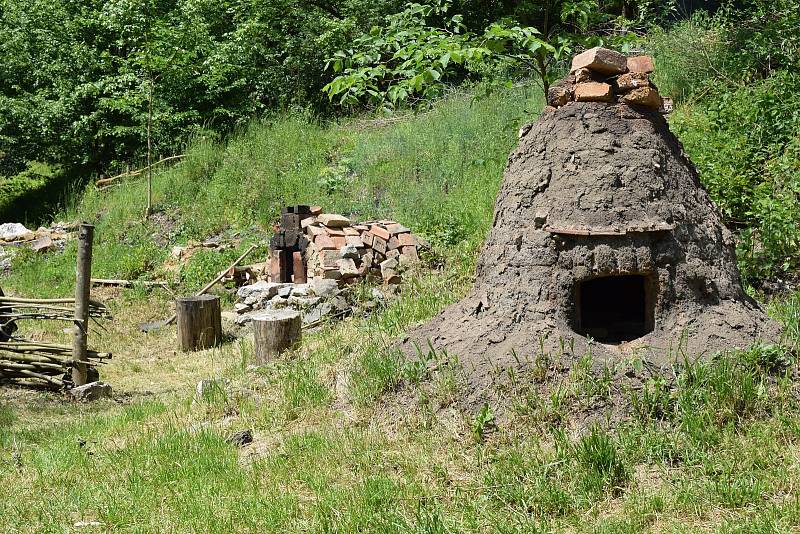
[2,77,800,531]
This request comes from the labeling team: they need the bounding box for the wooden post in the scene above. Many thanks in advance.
[251,310,301,364]
[176,295,222,351]
[72,224,94,386]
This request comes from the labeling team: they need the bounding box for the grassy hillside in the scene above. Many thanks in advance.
[3,40,800,531]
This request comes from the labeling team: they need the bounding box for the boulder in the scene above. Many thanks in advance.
[0,223,34,242]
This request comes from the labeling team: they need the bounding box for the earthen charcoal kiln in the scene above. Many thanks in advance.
[401,94,782,389]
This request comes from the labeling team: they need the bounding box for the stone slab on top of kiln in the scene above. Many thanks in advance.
[400,53,783,408]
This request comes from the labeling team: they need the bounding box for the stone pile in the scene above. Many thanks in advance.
[547,47,671,112]
[0,221,74,271]
[228,277,352,327]
[301,214,427,286]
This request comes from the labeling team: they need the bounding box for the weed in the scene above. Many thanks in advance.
[471,403,495,442]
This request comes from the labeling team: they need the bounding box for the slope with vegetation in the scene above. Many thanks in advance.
[1,0,800,531]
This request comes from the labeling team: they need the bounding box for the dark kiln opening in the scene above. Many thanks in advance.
[573,274,655,344]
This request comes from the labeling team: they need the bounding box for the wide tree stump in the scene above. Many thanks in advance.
[251,310,301,364]
[176,295,222,351]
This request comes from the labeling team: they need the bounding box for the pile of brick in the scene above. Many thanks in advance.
[301,213,427,286]
[547,47,672,113]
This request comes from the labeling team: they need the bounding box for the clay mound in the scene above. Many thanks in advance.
[400,102,782,406]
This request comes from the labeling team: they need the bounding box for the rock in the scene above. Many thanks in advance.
[70,381,112,402]
[310,205,323,216]
[270,295,289,307]
[237,281,285,300]
[570,47,628,75]
[0,223,34,242]
[337,258,359,278]
[620,86,663,109]
[29,235,54,253]
[329,295,350,313]
[290,284,311,297]
[616,72,649,92]
[518,123,533,139]
[170,245,187,258]
[547,85,571,107]
[225,429,253,447]
[304,302,333,325]
[627,55,654,73]
[234,303,252,313]
[574,82,614,103]
[235,313,255,326]
[196,379,228,398]
[322,268,342,280]
[340,244,359,259]
[371,287,387,303]
[288,295,321,308]
[277,285,293,298]
[311,277,340,298]
[317,213,351,228]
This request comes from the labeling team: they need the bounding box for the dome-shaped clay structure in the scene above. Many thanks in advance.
[401,102,782,391]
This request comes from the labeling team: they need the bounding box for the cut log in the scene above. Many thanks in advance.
[176,295,222,351]
[251,310,301,364]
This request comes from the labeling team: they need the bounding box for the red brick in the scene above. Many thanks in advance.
[386,249,400,259]
[306,225,325,236]
[369,225,391,240]
[332,236,347,249]
[310,205,323,216]
[571,47,627,75]
[616,72,649,92]
[372,236,388,254]
[385,222,410,235]
[387,236,400,250]
[574,82,614,102]
[345,235,364,248]
[292,251,306,284]
[343,227,359,236]
[300,217,316,229]
[326,227,346,237]
[627,55,654,73]
[398,233,417,247]
[314,235,336,250]
[361,232,374,247]
[620,86,663,109]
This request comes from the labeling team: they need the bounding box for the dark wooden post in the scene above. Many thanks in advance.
[72,224,94,386]
[251,310,301,364]
[176,295,222,351]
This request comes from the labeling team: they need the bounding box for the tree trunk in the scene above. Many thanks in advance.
[176,295,222,352]
[251,310,302,364]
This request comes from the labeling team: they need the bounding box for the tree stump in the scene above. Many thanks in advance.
[176,295,222,351]
[251,310,301,364]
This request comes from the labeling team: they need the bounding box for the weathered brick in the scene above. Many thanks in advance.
[306,225,325,236]
[318,213,351,227]
[386,249,400,259]
[627,55,654,73]
[369,225,391,240]
[401,246,419,261]
[372,236,388,254]
[361,232,374,247]
[386,222,410,235]
[321,268,342,280]
[388,235,400,250]
[337,258,359,278]
[300,217,317,229]
[574,82,614,102]
[343,227,360,236]
[325,227,346,237]
[310,205,323,216]
[398,233,417,247]
[314,235,336,250]
[616,71,649,92]
[332,236,347,249]
[571,47,627,75]
[345,235,364,248]
[620,86,663,109]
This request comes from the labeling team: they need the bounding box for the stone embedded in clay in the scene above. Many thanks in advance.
[616,72,650,92]
[620,86,663,109]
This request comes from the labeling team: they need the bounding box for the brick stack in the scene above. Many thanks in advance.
[547,47,671,112]
[301,213,426,286]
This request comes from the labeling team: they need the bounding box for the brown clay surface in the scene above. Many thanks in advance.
[400,101,783,410]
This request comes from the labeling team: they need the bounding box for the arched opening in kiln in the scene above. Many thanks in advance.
[573,274,655,344]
